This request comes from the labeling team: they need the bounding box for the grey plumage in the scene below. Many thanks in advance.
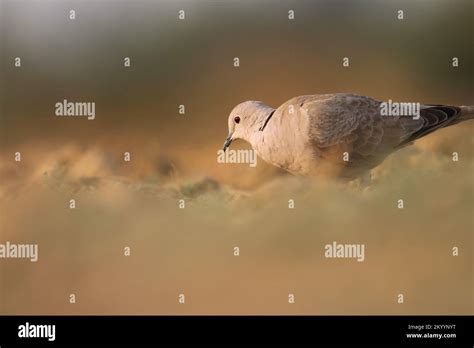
[224,94,473,179]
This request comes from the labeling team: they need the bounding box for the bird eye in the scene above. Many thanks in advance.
[234,116,241,124]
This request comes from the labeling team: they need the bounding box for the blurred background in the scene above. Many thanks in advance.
[0,0,472,314]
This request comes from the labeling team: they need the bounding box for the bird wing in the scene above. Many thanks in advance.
[284,94,464,170]
[297,94,392,167]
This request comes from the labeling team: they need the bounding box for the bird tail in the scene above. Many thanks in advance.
[458,105,474,122]
[396,104,472,148]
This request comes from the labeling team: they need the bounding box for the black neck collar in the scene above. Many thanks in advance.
[259,110,275,131]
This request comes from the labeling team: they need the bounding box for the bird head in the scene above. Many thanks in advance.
[223,101,273,151]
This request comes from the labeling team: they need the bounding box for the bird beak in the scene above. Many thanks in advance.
[223,134,233,152]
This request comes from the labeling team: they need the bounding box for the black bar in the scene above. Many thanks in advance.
[0,315,472,345]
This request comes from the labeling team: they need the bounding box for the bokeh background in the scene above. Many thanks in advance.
[0,0,472,314]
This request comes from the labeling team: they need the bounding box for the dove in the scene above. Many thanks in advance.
[223,94,474,179]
